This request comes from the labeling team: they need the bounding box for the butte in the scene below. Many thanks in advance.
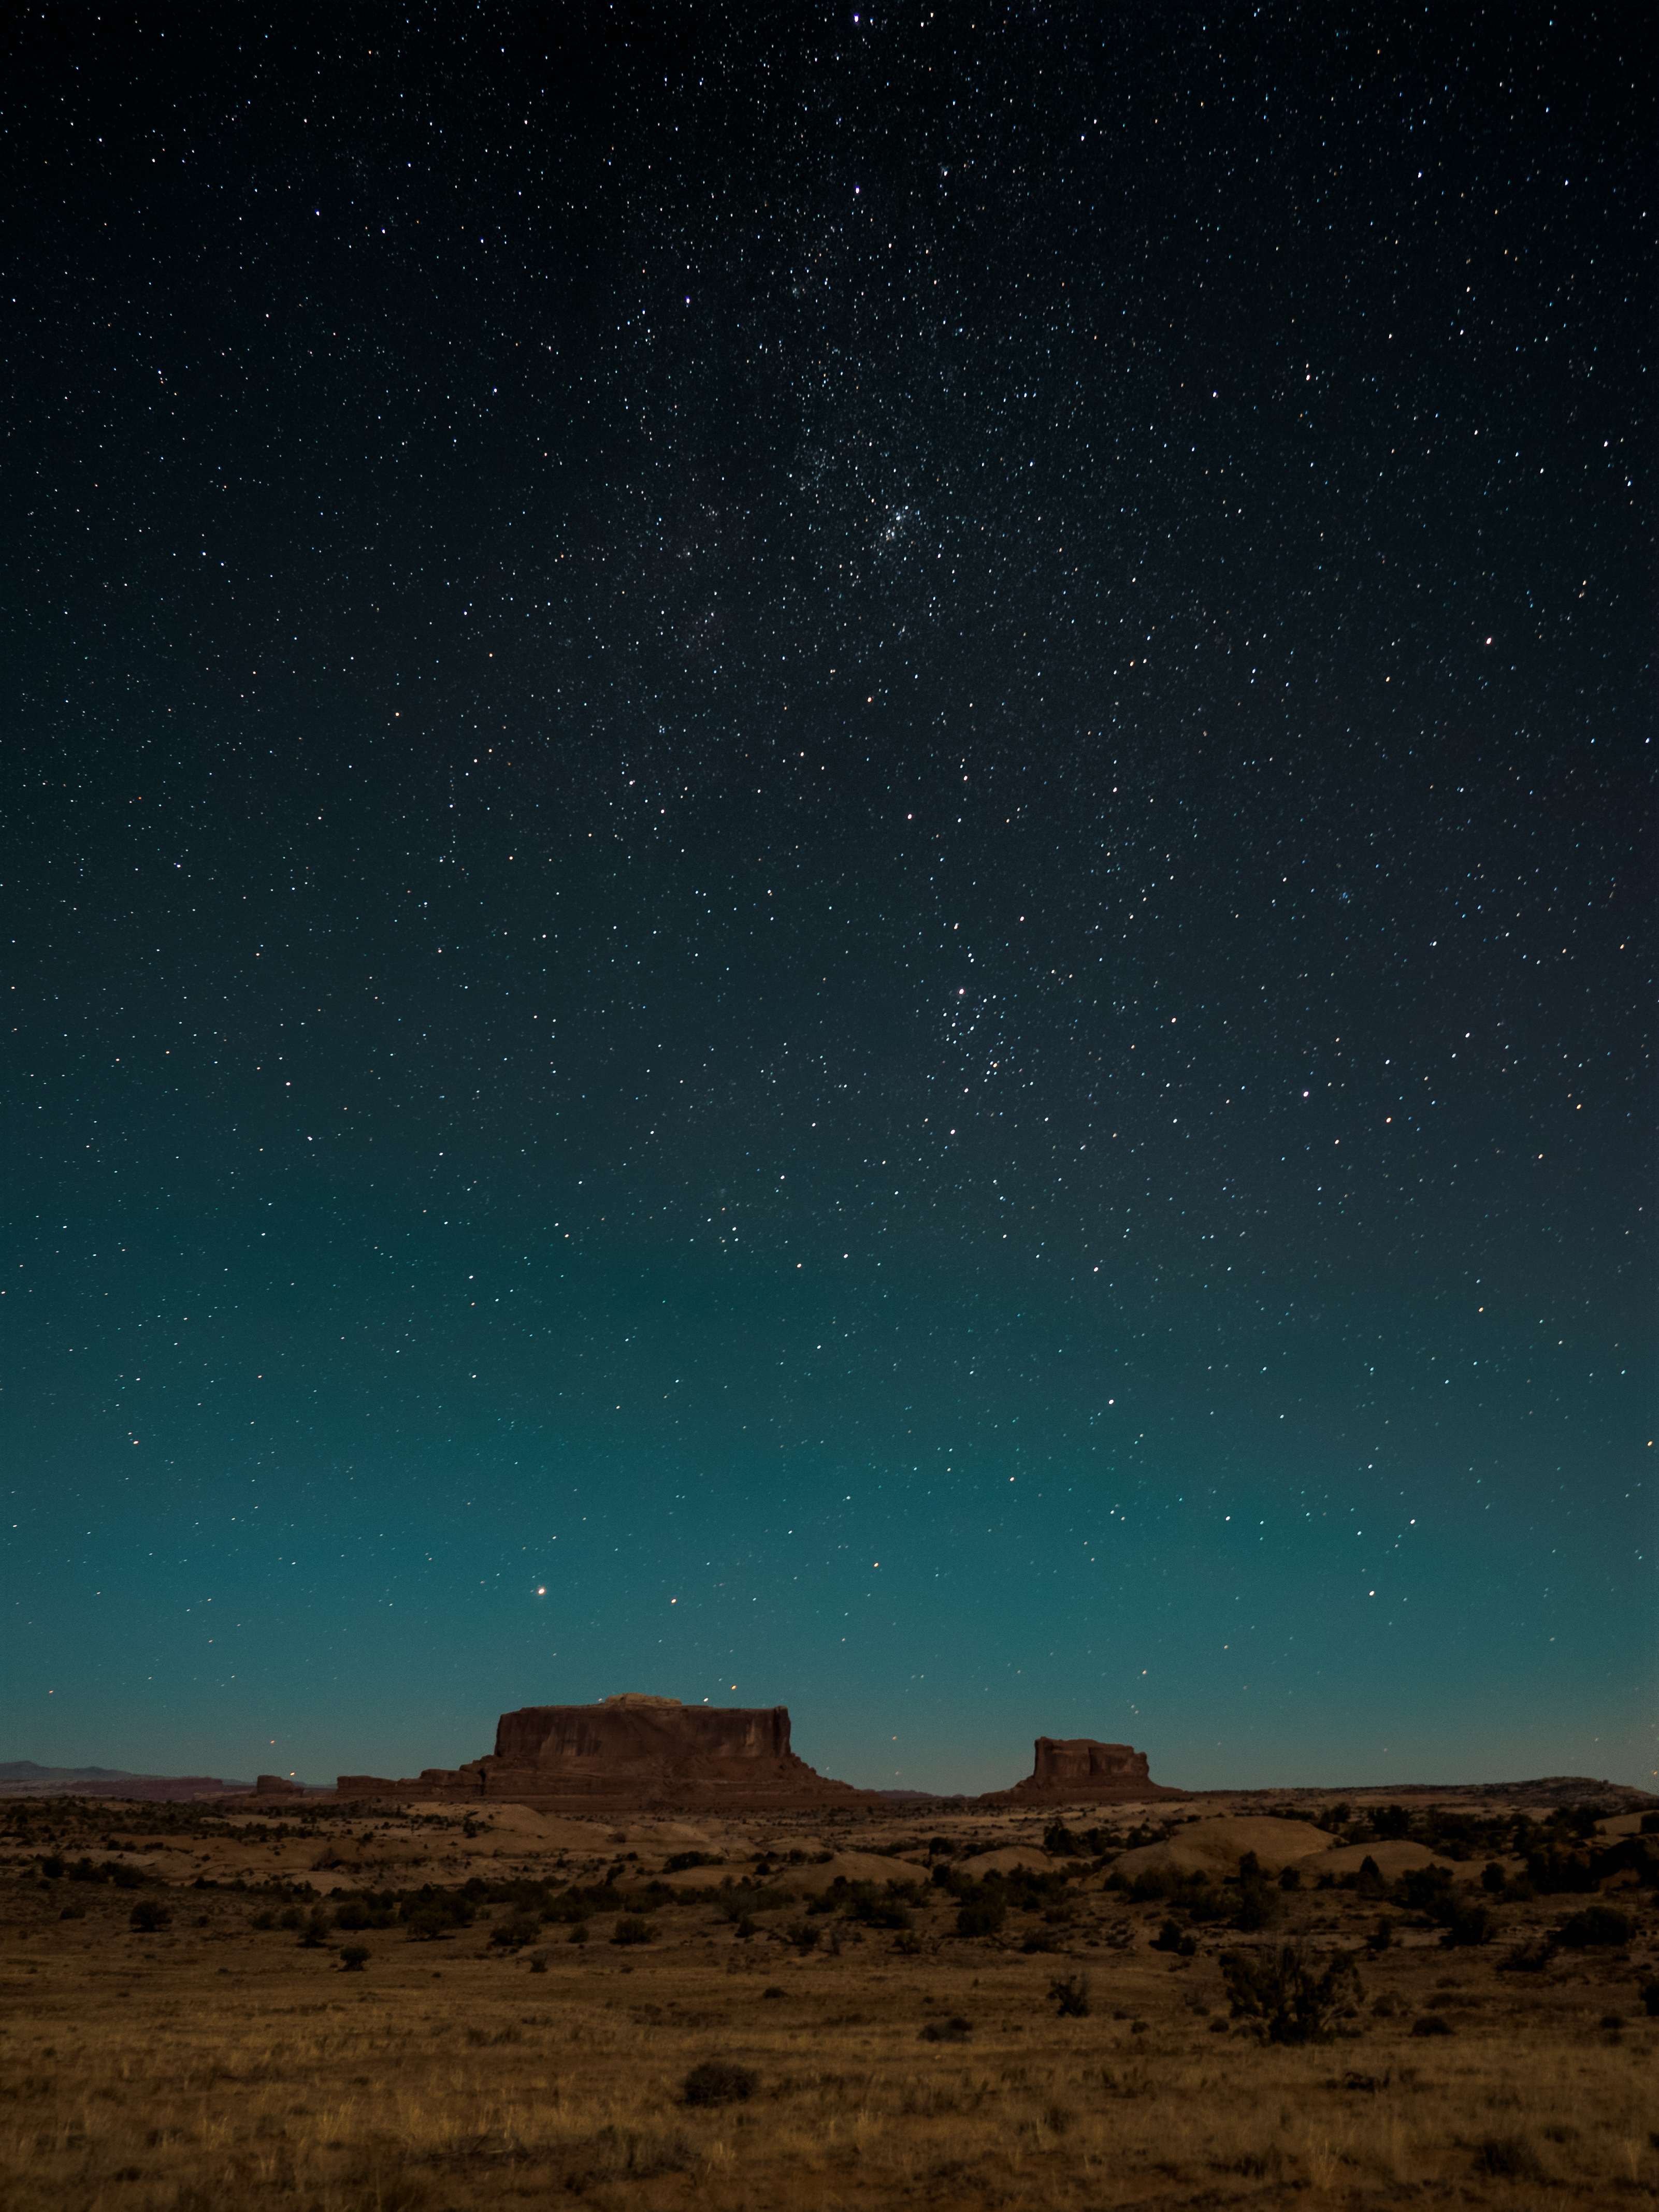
[984,1737,1190,1805]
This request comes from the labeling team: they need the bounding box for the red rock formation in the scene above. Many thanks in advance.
[338,1693,874,1812]
[988,1737,1188,1804]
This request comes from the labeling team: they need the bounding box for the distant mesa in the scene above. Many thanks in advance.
[254,1774,307,1797]
[989,1737,1189,1804]
[338,1694,876,1812]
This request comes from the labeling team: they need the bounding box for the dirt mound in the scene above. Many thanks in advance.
[1316,1839,1463,1880]
[1112,1815,1337,1880]
[956,1843,1056,1877]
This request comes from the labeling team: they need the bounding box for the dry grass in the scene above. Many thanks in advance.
[1,1815,1654,2209]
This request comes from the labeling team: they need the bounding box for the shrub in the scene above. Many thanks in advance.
[611,1916,656,1946]
[1410,2013,1454,2037]
[298,1907,331,1948]
[1481,1861,1508,1895]
[59,1901,87,1921]
[1232,1869,1278,1932]
[1497,1938,1554,1974]
[1048,1974,1091,2018]
[529,1954,549,1974]
[1353,1855,1388,1900]
[956,1897,1005,1939]
[919,2014,973,2042]
[339,1944,370,1971]
[1152,1918,1186,1953]
[1442,1902,1497,1947]
[1366,1918,1393,1954]
[785,1920,818,1953]
[1116,1863,1228,1918]
[1474,2133,1545,2178]
[129,1900,172,1933]
[1642,1981,1659,2018]
[568,1921,589,1945]
[491,1914,542,1950]
[1526,1847,1596,1895]
[842,1881,913,1929]
[1555,1904,1633,1949]
[1393,1865,1458,1922]
[546,1883,621,1924]
[334,1900,371,1931]
[664,1850,722,1873]
[1220,1945,1361,2044]
[683,2059,756,2106]
[403,1891,475,1941]
[1184,1884,1230,1924]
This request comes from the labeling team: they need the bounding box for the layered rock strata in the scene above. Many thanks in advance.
[338,1692,873,1811]
[988,1737,1188,1804]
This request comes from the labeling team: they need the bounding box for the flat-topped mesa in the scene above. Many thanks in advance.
[338,1695,874,1811]
[487,1697,797,1782]
[987,1737,1189,1805]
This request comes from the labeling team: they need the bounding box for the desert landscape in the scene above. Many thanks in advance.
[1,1705,1654,2209]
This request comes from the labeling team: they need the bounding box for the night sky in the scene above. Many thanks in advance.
[6,7,1650,1796]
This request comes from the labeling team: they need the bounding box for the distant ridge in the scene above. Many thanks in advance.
[0,1761,253,1800]
[1,1761,151,1782]
[1182,1775,1656,1812]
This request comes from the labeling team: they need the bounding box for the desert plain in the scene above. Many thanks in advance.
[1,1783,1654,2211]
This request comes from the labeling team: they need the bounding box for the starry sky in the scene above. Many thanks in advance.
[5,6,1650,1795]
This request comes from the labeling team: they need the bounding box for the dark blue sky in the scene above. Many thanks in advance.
[5,5,1650,1793]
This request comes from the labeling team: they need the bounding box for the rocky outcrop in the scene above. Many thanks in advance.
[988,1737,1188,1804]
[255,1774,306,1797]
[338,1693,874,1812]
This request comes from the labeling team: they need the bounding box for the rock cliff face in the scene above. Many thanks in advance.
[338,1693,871,1811]
[989,1737,1188,1804]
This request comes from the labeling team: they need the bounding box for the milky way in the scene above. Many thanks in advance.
[5,8,1648,1791]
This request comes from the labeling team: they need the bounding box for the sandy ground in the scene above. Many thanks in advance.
[1,1789,1653,2208]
